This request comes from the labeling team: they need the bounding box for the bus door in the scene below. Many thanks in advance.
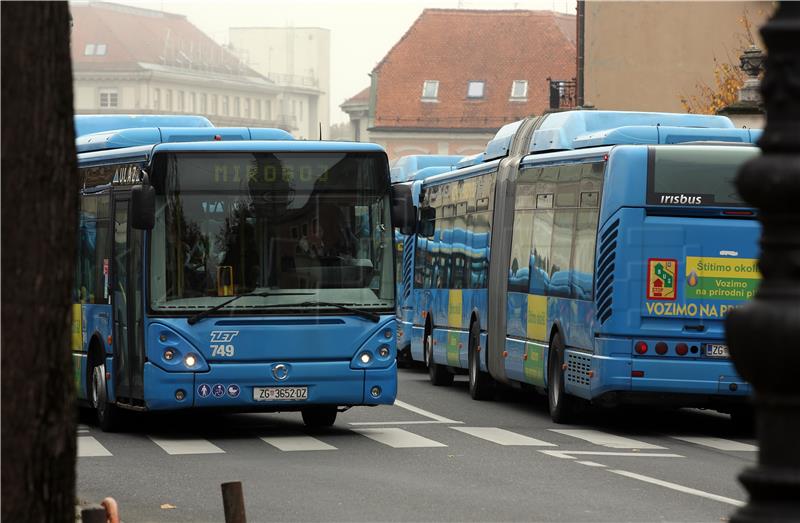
[111,195,145,403]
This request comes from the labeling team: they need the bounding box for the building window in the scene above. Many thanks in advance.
[99,88,118,108]
[177,91,185,112]
[467,81,485,99]
[84,43,96,56]
[153,88,161,110]
[211,94,218,114]
[299,101,303,121]
[511,80,528,100]
[244,98,251,118]
[200,93,207,113]
[222,96,229,116]
[265,100,271,121]
[256,99,262,120]
[189,92,196,112]
[165,90,173,111]
[95,44,107,56]
[422,80,439,101]
[234,97,240,117]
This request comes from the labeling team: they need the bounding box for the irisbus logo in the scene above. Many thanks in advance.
[660,194,703,205]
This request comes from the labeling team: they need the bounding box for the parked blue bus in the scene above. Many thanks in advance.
[72,116,409,430]
[406,110,761,425]
[390,155,463,360]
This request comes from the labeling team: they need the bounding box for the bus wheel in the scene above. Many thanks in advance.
[547,334,576,424]
[468,323,493,400]
[425,334,453,386]
[302,406,337,428]
[91,363,119,432]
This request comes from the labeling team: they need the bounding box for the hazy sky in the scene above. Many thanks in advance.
[132,0,576,124]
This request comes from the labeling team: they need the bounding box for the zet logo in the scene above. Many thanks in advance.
[647,259,677,300]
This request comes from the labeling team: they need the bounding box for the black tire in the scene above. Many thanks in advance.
[730,405,756,436]
[302,406,338,428]
[91,362,120,432]
[468,323,493,400]
[547,333,577,424]
[425,332,453,386]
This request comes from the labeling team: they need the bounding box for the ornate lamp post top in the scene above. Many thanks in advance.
[739,45,765,78]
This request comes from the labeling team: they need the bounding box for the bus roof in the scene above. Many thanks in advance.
[473,110,761,165]
[76,126,295,153]
[74,114,213,137]
[150,140,386,154]
[530,110,759,153]
[390,154,463,182]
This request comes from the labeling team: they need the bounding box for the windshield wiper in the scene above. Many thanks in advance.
[186,291,315,325]
[294,301,381,322]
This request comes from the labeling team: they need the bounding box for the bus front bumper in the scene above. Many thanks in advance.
[143,360,397,411]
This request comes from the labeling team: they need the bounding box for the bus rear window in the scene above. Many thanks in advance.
[647,146,760,207]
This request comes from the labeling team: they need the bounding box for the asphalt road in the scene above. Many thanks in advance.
[77,366,756,522]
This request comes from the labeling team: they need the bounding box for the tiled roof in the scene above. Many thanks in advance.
[372,9,576,131]
[71,2,259,77]
[343,86,371,105]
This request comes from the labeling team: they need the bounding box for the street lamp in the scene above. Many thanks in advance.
[725,3,800,522]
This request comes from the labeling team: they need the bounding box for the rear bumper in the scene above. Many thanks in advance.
[565,339,750,408]
[143,360,397,411]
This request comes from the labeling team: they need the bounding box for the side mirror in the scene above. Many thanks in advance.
[131,172,155,230]
[390,184,415,235]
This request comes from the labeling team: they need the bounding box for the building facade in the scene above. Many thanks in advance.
[228,27,330,140]
[581,1,773,113]
[340,9,576,163]
[71,2,296,131]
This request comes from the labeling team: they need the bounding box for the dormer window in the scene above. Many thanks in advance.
[422,80,439,101]
[510,80,528,100]
[467,81,485,99]
[84,43,107,56]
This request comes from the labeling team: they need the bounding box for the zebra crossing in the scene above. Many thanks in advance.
[77,425,758,458]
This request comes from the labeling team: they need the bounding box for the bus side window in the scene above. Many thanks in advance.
[508,182,535,293]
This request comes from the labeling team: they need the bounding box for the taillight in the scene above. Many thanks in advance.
[635,341,648,354]
[655,342,668,355]
[676,343,689,356]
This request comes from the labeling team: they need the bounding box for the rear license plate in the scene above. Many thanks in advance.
[253,387,308,401]
[705,344,729,358]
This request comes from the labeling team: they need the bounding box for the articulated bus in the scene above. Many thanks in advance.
[72,116,410,431]
[390,155,463,360]
[406,110,761,425]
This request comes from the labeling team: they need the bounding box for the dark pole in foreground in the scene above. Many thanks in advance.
[725,3,800,522]
[221,481,247,523]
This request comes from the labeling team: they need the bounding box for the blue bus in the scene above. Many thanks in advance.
[72,116,410,430]
[405,110,761,425]
[390,155,463,361]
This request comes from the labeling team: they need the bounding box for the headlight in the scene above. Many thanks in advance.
[378,345,390,358]
[184,354,197,368]
[359,352,372,364]
[163,348,175,361]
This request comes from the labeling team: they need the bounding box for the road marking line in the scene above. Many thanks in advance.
[261,435,336,452]
[353,427,447,448]
[349,420,457,426]
[540,450,682,460]
[393,399,461,424]
[671,436,757,452]
[549,429,665,449]
[609,469,745,507]
[149,436,225,455]
[577,461,606,467]
[77,436,112,457]
[452,427,557,446]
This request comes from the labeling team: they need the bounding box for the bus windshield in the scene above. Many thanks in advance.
[647,145,760,207]
[149,151,394,313]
